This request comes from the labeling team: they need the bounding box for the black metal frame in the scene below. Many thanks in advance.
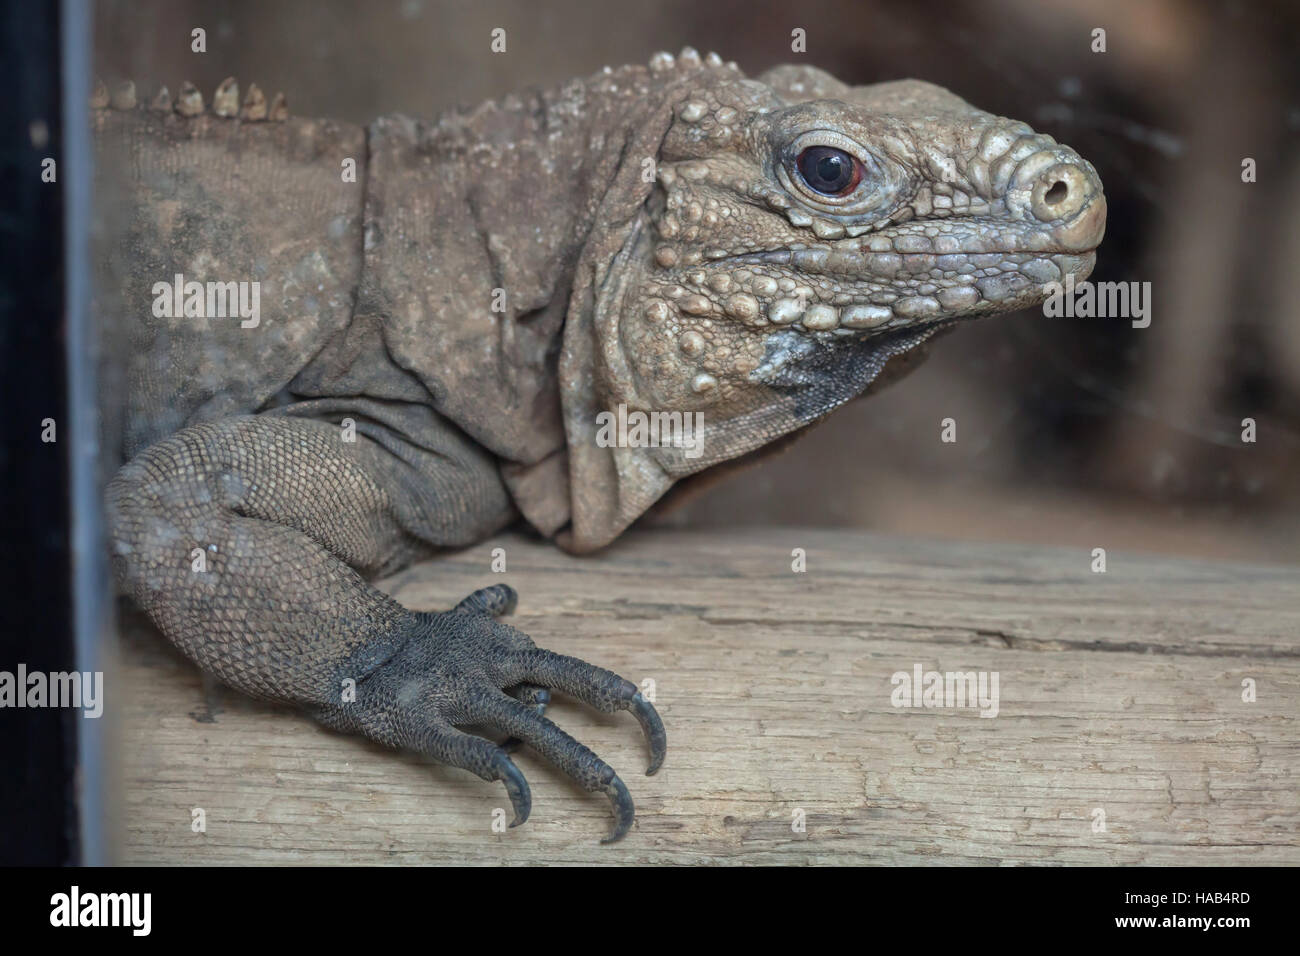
[0,0,105,866]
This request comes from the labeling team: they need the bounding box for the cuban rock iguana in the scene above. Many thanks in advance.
[98,49,1106,842]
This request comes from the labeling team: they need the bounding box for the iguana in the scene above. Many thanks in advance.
[98,49,1106,842]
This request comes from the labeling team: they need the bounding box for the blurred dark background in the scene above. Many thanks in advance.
[94,0,1300,562]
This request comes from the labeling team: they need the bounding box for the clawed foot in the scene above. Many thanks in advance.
[315,584,665,843]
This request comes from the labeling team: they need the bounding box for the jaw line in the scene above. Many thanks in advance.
[704,241,1100,271]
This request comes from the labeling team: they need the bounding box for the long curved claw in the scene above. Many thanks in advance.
[477,693,643,844]
[627,692,667,775]
[491,752,532,827]
[599,772,636,844]
[510,652,669,780]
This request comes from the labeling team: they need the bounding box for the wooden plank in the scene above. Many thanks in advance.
[116,528,1300,864]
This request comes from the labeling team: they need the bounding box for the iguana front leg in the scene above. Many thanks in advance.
[107,412,665,841]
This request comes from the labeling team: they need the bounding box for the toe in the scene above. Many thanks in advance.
[472,691,637,843]
[416,721,533,828]
[513,647,667,774]
[453,584,518,617]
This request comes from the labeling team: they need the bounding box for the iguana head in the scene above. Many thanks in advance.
[560,53,1105,551]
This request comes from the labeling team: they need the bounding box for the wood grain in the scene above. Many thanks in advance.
[116,528,1300,864]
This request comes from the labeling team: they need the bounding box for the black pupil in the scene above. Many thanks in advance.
[797,146,856,194]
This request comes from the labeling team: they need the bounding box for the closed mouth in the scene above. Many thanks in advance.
[713,245,1095,278]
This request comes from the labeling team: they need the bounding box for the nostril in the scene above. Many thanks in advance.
[1025,161,1092,223]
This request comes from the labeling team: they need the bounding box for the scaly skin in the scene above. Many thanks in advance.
[563,58,1105,548]
[101,49,1105,842]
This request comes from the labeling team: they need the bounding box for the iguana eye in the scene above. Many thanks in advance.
[795,145,863,196]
